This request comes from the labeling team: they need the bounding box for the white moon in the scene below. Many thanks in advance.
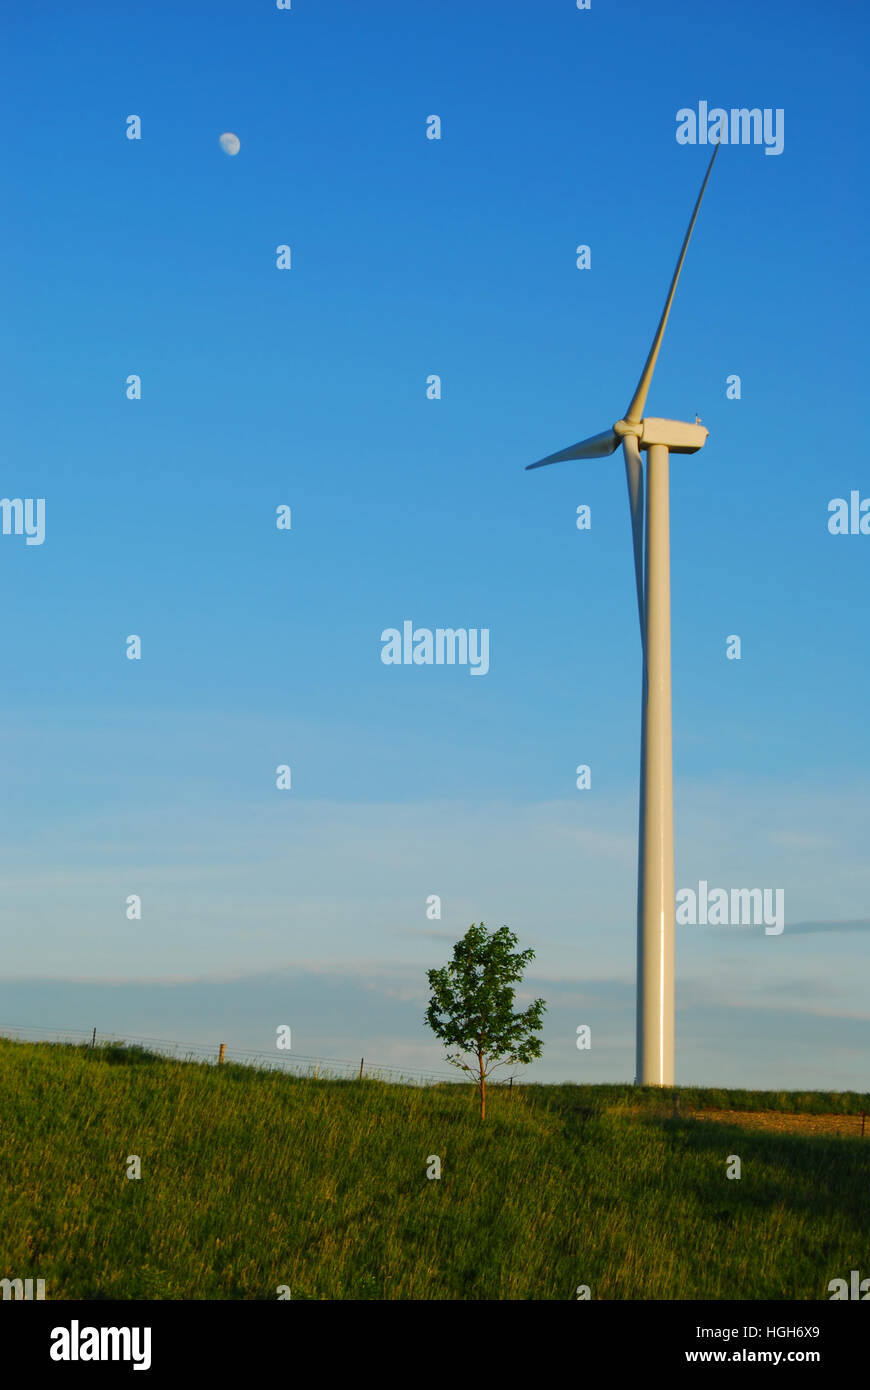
[219,132,240,156]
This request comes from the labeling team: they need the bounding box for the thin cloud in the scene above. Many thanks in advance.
[784,919,870,936]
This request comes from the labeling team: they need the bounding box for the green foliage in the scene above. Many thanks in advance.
[88,1042,169,1067]
[425,924,546,1092]
[1,1038,868,1300]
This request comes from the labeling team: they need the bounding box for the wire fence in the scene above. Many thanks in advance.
[0,1021,483,1087]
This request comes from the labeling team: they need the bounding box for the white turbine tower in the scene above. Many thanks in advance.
[527,145,720,1087]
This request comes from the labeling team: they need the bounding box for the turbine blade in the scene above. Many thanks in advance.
[526,428,619,470]
[622,434,645,645]
[624,143,720,425]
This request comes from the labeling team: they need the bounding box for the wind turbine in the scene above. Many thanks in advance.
[527,144,720,1087]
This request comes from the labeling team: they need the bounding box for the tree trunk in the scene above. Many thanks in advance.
[479,1052,486,1120]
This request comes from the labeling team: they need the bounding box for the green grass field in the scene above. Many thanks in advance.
[1,1037,867,1300]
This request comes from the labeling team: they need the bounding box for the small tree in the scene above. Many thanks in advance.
[425,923,546,1119]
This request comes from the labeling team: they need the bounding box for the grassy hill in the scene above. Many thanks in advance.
[1,1037,868,1300]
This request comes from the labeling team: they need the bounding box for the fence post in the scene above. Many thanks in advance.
[359,1057,364,1080]
[314,1062,319,1079]
[91,1027,96,1049]
[218,1043,226,1065]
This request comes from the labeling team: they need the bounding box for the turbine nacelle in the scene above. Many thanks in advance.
[617,417,708,454]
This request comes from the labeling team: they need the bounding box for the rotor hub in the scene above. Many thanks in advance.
[613,419,642,439]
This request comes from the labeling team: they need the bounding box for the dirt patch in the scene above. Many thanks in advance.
[684,1109,869,1139]
[611,1105,869,1139]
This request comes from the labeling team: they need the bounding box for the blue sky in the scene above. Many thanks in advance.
[0,0,868,1087]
